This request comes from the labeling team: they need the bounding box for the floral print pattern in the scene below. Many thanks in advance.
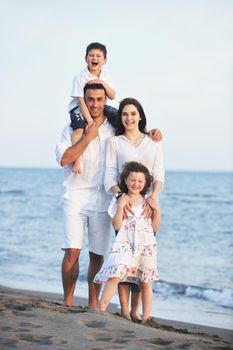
[94,204,158,285]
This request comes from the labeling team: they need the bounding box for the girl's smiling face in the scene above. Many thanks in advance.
[121,104,141,132]
[125,171,146,194]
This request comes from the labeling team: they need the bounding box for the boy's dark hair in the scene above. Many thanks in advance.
[85,42,107,59]
[84,82,107,97]
[119,161,153,196]
[115,97,148,136]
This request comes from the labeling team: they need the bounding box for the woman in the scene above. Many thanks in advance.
[104,97,165,321]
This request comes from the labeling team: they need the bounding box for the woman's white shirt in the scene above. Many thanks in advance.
[104,135,164,194]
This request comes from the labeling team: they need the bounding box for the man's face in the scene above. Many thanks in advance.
[85,88,106,119]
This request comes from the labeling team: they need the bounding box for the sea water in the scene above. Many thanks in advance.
[0,168,232,329]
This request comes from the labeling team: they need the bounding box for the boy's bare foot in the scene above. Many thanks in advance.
[72,162,82,174]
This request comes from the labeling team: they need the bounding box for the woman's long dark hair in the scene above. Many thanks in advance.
[115,97,148,136]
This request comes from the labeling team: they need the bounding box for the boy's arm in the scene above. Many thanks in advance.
[91,79,116,100]
[60,123,98,167]
[77,97,93,125]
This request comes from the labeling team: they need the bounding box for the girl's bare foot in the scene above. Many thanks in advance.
[121,311,132,321]
[130,311,141,323]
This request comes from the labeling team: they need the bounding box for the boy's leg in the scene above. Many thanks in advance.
[99,277,120,311]
[70,106,86,174]
[104,105,118,128]
[71,129,84,174]
[140,282,153,322]
[130,284,142,322]
[118,282,131,320]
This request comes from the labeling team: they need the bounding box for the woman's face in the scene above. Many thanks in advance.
[121,104,141,132]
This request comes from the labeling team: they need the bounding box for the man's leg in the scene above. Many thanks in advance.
[88,251,104,309]
[62,248,81,306]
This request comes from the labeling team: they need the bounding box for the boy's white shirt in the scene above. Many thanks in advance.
[68,66,114,112]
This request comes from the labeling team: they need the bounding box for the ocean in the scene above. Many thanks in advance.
[0,167,232,329]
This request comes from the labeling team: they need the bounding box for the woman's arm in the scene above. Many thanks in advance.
[149,202,161,232]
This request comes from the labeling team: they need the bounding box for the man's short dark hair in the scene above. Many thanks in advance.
[84,83,107,97]
[85,42,107,59]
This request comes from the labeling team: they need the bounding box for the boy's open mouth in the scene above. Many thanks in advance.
[92,62,98,66]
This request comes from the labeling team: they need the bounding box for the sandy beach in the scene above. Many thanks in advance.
[0,286,232,350]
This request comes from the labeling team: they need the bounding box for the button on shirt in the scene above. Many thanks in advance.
[68,67,114,112]
[55,119,115,212]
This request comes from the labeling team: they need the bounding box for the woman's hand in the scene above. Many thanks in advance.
[146,196,159,210]
[148,129,163,142]
[141,201,153,219]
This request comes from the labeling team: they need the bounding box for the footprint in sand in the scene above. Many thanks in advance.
[17,333,68,346]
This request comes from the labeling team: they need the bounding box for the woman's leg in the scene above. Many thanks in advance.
[99,277,120,311]
[118,282,131,320]
[140,282,153,322]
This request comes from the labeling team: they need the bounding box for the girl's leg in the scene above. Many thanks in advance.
[118,283,131,320]
[99,277,120,311]
[140,282,153,322]
[130,286,142,322]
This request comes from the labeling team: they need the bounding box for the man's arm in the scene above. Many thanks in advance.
[60,123,98,167]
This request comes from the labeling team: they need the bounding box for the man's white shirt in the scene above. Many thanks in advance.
[55,119,114,212]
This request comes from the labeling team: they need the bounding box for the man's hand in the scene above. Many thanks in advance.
[148,129,163,142]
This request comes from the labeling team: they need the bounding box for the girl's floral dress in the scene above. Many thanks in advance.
[94,201,158,285]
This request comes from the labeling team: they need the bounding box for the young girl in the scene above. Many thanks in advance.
[94,161,161,322]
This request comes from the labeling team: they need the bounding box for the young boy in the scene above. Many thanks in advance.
[68,42,117,174]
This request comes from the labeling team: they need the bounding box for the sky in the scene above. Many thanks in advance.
[1,0,232,172]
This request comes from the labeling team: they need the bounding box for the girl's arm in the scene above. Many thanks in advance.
[112,194,129,231]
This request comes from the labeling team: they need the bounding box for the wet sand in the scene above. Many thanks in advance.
[0,285,232,350]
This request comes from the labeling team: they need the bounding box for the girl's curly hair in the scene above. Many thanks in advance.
[118,161,153,196]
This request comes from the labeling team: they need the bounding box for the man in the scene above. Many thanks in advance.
[56,83,162,308]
